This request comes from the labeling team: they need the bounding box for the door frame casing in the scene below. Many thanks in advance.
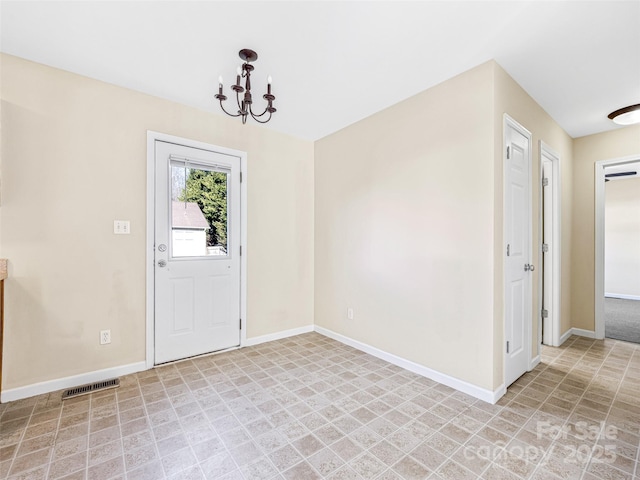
[594,154,640,340]
[146,131,248,369]
[503,114,533,386]
[539,142,562,347]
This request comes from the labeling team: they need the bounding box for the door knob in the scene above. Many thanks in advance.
[158,259,167,268]
[524,263,535,272]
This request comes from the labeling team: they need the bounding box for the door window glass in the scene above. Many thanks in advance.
[171,162,229,257]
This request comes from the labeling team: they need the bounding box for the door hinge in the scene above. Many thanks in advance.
[506,244,510,257]
[240,171,243,183]
[542,243,549,253]
[506,341,510,354]
[239,318,242,330]
[239,245,242,256]
[506,146,510,159]
[542,177,549,187]
[542,309,549,318]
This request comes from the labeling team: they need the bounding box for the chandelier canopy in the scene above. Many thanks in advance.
[215,49,276,124]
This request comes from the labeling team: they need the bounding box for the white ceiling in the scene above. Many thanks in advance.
[1,1,639,141]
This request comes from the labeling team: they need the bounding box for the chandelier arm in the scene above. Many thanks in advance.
[249,111,273,124]
[249,104,270,118]
[218,99,241,118]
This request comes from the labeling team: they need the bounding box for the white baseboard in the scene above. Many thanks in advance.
[3,322,512,405]
[605,293,640,301]
[529,355,541,370]
[1,361,147,403]
[559,328,573,345]
[572,328,596,339]
[559,327,597,346]
[314,326,504,404]
[2,325,314,404]
[244,324,314,347]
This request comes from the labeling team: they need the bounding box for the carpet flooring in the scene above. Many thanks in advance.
[605,297,640,344]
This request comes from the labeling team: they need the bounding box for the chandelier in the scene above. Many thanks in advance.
[215,49,276,124]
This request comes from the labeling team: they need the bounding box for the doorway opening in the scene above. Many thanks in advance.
[594,156,640,342]
[598,159,640,344]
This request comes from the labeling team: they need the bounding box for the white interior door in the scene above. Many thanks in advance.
[541,157,553,345]
[154,140,241,364]
[504,117,532,387]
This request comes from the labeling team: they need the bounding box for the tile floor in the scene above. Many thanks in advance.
[0,333,638,480]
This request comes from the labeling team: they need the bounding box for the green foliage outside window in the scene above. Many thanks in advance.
[178,169,228,249]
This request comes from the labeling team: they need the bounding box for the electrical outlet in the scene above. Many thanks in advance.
[347,308,354,320]
[100,330,111,345]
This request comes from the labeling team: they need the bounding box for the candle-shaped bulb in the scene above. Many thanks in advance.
[236,66,242,86]
[267,75,272,94]
[218,76,223,95]
[218,76,223,86]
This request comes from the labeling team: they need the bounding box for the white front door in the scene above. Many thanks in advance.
[154,140,241,364]
[504,117,532,387]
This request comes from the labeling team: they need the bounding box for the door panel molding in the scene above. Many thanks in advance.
[146,131,247,368]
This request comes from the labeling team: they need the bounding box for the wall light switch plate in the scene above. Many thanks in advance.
[114,220,130,234]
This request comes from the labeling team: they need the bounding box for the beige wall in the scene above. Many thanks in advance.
[492,64,574,356]
[572,126,640,331]
[314,61,574,394]
[315,62,498,391]
[605,177,640,297]
[0,54,314,391]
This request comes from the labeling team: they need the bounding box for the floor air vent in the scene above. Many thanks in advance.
[62,378,120,400]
